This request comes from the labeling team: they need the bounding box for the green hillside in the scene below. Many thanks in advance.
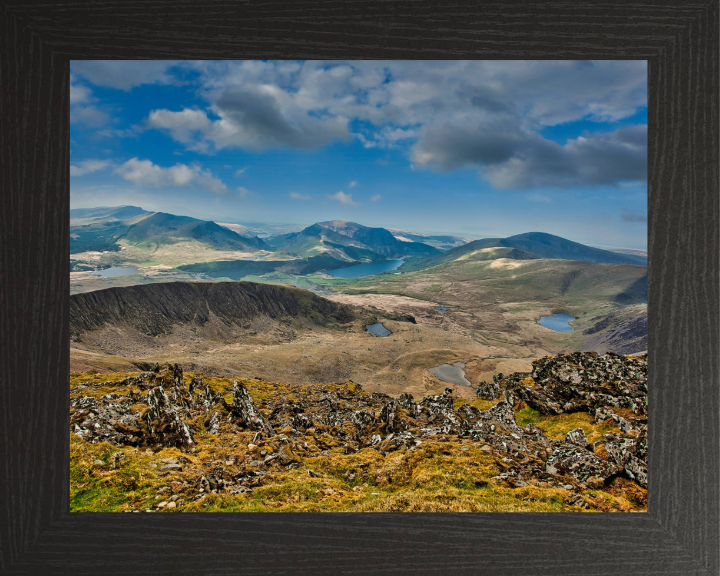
[501,232,647,265]
[365,257,647,307]
[122,212,268,251]
[401,232,646,273]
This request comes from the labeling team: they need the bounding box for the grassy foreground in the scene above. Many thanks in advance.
[70,371,646,513]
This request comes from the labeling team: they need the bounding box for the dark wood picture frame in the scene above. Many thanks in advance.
[1,2,717,574]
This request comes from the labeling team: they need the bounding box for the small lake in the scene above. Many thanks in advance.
[327,259,404,279]
[366,323,392,337]
[428,362,472,387]
[91,266,138,278]
[537,313,576,332]
[436,307,453,311]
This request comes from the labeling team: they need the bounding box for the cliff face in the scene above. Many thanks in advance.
[70,281,357,341]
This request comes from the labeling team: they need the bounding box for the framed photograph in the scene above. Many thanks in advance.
[67,58,650,516]
[2,2,717,574]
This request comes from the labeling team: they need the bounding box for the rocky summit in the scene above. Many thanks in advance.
[70,352,647,512]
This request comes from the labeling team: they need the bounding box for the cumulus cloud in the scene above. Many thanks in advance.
[70,76,113,127]
[147,86,349,152]
[213,86,349,150]
[70,82,91,105]
[348,180,357,188]
[71,60,179,90]
[289,191,310,200]
[484,125,647,189]
[235,168,246,176]
[70,159,112,176]
[147,108,212,147]
[620,209,647,223]
[371,194,381,202]
[354,133,377,149]
[413,121,646,189]
[410,118,525,171]
[114,158,228,194]
[141,59,646,188]
[328,191,358,206]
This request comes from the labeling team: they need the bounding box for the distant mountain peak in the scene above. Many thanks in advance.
[270,220,441,260]
[401,231,647,272]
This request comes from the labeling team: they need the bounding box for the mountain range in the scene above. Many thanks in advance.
[70,206,646,278]
[70,207,268,255]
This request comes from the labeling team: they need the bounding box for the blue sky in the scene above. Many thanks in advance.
[70,60,648,249]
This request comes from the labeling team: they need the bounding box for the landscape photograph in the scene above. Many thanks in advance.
[69,59,648,513]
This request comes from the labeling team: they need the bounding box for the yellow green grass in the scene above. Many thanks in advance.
[70,371,646,513]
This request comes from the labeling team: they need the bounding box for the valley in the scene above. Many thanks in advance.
[70,207,647,400]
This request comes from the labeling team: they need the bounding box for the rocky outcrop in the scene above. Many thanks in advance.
[545,444,622,484]
[604,427,648,488]
[229,381,275,436]
[474,352,647,488]
[71,352,648,499]
[476,376,502,400]
[493,351,647,417]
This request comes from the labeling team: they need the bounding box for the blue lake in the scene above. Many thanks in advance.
[366,322,392,336]
[537,313,576,332]
[436,307,453,311]
[327,259,404,279]
[91,266,138,278]
[428,362,472,386]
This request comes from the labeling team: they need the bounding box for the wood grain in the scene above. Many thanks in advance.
[0,1,717,574]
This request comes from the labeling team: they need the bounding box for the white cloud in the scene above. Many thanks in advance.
[328,191,358,206]
[237,186,252,198]
[378,126,417,147]
[289,191,310,200]
[70,159,112,177]
[114,158,228,194]
[348,180,357,188]
[70,82,91,105]
[371,194,381,202]
[139,59,646,189]
[71,60,179,90]
[147,88,349,153]
[353,132,377,149]
[147,108,212,147]
[235,168,246,176]
[70,76,113,128]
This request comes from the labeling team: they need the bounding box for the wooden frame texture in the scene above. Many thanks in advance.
[0,1,717,574]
